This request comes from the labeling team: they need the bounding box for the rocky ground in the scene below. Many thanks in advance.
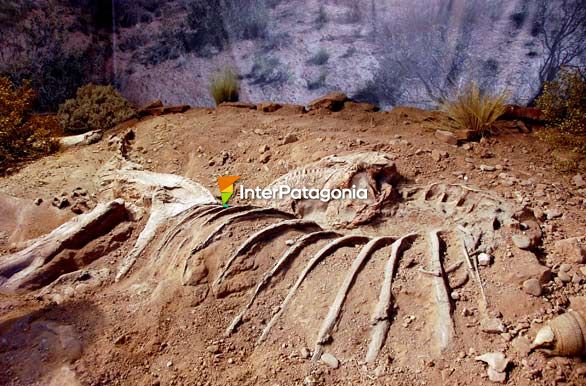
[0,97,585,386]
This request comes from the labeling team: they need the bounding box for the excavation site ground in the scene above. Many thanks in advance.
[1,101,585,386]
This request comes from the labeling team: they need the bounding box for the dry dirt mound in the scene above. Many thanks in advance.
[0,105,585,386]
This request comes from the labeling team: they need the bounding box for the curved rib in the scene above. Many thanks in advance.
[201,205,259,226]
[257,234,369,344]
[190,208,295,256]
[154,204,221,257]
[365,233,417,363]
[312,236,396,362]
[183,208,296,282]
[214,219,321,286]
[225,230,340,336]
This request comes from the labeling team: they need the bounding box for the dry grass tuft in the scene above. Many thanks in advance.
[210,68,240,105]
[440,82,507,134]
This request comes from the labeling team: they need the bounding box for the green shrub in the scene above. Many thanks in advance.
[210,68,240,105]
[58,84,136,134]
[440,82,508,134]
[0,77,58,171]
[536,68,586,155]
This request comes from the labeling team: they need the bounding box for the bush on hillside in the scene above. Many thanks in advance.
[536,68,586,155]
[58,84,136,134]
[0,77,58,171]
[440,82,508,135]
[210,68,240,105]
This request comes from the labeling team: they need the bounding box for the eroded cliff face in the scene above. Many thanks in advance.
[1,0,584,109]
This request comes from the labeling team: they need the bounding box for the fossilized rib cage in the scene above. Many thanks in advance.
[0,149,519,364]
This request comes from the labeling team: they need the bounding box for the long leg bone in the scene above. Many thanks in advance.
[428,229,455,353]
[257,235,369,344]
[0,200,128,292]
[214,219,321,286]
[225,230,340,336]
[311,236,396,362]
[365,233,416,363]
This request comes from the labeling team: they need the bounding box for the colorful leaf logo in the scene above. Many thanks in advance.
[217,176,240,207]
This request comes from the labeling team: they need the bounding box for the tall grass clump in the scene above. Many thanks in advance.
[440,82,507,135]
[210,68,240,105]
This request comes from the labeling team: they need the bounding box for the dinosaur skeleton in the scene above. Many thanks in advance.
[0,133,528,366]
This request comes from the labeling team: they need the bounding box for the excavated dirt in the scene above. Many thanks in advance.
[1,105,586,386]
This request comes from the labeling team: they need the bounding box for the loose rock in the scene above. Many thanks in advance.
[512,235,533,250]
[522,278,542,296]
[553,237,586,263]
[434,130,458,145]
[320,353,339,369]
[478,253,493,266]
[475,352,509,384]
[283,133,298,144]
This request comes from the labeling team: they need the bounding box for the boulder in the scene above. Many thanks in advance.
[506,250,551,285]
[283,133,299,144]
[500,105,544,122]
[162,105,190,114]
[137,100,164,117]
[257,102,282,112]
[343,101,379,112]
[139,107,164,116]
[522,278,542,296]
[139,99,163,110]
[434,130,458,145]
[306,92,348,112]
[553,237,586,264]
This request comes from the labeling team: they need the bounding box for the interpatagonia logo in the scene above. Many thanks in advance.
[217,176,240,207]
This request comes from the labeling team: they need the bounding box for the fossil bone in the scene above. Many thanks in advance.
[260,152,399,228]
[257,234,369,344]
[225,230,340,336]
[311,236,396,362]
[213,219,321,286]
[0,200,128,293]
[427,229,455,353]
[365,234,416,363]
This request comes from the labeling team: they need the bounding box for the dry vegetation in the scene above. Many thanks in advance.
[209,68,240,105]
[536,68,586,156]
[0,76,57,172]
[58,84,136,134]
[440,82,508,135]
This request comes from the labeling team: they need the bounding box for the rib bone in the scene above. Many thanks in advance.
[190,208,295,256]
[428,229,454,353]
[225,230,340,336]
[312,236,396,362]
[214,219,321,286]
[201,205,258,226]
[365,234,416,363]
[257,235,369,344]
